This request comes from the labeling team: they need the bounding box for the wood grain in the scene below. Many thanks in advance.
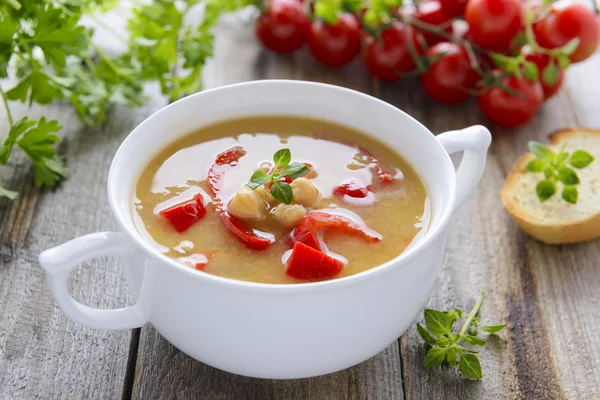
[0,94,165,398]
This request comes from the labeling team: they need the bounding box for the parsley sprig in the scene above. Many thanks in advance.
[417,293,506,380]
[247,149,310,204]
[526,141,594,203]
[0,0,254,199]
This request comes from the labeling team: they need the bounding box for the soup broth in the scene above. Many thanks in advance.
[134,116,430,284]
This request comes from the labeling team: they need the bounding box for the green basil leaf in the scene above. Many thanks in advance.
[569,150,595,169]
[536,180,556,202]
[522,61,539,81]
[282,162,310,179]
[544,168,555,179]
[542,62,559,86]
[424,347,447,368]
[248,170,270,189]
[424,309,452,336]
[446,350,457,368]
[555,151,569,165]
[481,324,507,333]
[526,158,546,172]
[270,181,293,204]
[557,167,580,185]
[528,142,554,161]
[459,354,483,379]
[273,148,291,168]
[436,336,451,347]
[464,335,486,346]
[559,37,580,55]
[562,186,578,204]
[417,323,437,345]
[467,325,478,336]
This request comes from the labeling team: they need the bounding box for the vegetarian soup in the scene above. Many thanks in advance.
[134,116,430,284]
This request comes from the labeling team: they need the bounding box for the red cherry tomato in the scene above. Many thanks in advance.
[465,0,523,52]
[308,13,361,67]
[286,242,344,281]
[524,53,564,99]
[477,74,544,128]
[420,42,480,104]
[255,0,309,54]
[363,21,423,82]
[414,1,454,46]
[440,0,468,17]
[534,3,600,63]
[159,194,206,233]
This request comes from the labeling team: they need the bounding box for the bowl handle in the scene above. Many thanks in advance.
[436,125,492,211]
[39,232,154,330]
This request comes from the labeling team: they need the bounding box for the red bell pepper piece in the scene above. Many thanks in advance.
[286,242,344,280]
[333,180,371,199]
[208,147,275,250]
[291,212,382,251]
[358,146,395,183]
[159,194,206,233]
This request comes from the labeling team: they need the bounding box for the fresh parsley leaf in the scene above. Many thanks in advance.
[557,167,579,185]
[273,149,291,168]
[526,158,546,172]
[459,354,482,380]
[248,170,270,190]
[528,142,554,161]
[569,150,594,169]
[481,324,506,333]
[423,347,447,368]
[270,181,293,204]
[6,70,64,105]
[0,186,19,200]
[562,186,578,204]
[282,162,310,179]
[0,117,37,164]
[417,323,437,345]
[424,309,452,336]
[536,180,556,202]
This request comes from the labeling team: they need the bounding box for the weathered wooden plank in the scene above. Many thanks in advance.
[132,17,405,400]
[0,94,165,397]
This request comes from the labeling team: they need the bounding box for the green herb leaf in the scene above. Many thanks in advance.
[528,142,554,161]
[526,158,546,172]
[273,149,291,168]
[562,186,578,204]
[282,162,310,179]
[555,151,569,164]
[536,180,556,202]
[424,309,452,336]
[417,323,437,346]
[544,168,555,179]
[542,63,559,86]
[0,186,19,200]
[522,61,539,81]
[468,325,478,336]
[569,150,595,169]
[424,347,447,368]
[465,335,486,346]
[436,336,451,347]
[459,354,483,379]
[270,181,293,204]
[446,350,458,368]
[248,170,270,190]
[481,324,507,333]
[557,167,580,185]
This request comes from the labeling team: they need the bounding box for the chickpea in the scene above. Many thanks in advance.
[270,204,308,228]
[227,188,268,221]
[254,185,278,205]
[291,177,321,207]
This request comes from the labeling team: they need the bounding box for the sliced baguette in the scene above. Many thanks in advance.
[501,128,600,244]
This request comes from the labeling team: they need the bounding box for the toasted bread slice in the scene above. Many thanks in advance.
[501,128,600,244]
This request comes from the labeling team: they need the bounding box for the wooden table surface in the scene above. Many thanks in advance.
[1,14,600,400]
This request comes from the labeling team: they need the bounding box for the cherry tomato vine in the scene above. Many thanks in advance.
[254,0,600,128]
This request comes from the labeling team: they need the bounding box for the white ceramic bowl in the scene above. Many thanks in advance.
[39,80,491,379]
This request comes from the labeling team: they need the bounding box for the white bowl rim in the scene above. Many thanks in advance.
[108,80,457,292]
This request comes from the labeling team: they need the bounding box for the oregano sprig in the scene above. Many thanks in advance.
[247,149,310,204]
[417,293,506,380]
[526,141,594,203]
